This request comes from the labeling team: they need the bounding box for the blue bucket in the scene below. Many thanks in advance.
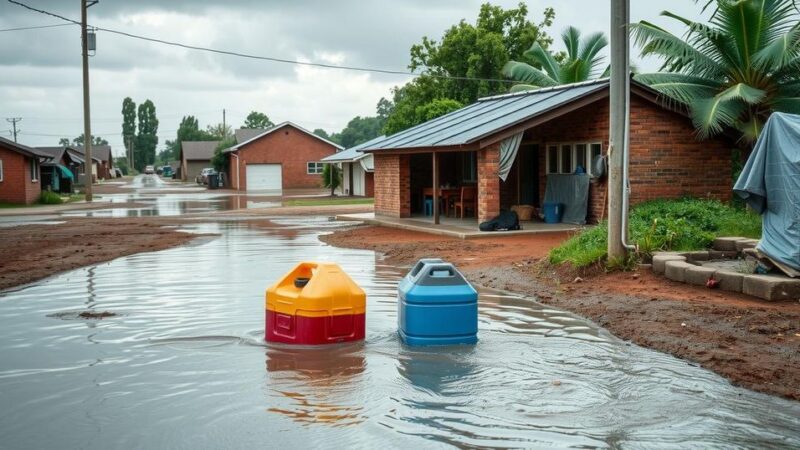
[542,202,563,224]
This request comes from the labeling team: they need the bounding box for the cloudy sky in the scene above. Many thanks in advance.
[0,0,705,156]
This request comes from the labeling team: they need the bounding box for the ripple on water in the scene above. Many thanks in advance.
[0,219,798,449]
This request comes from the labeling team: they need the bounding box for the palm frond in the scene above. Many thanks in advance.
[661,11,744,77]
[509,84,539,93]
[715,82,767,104]
[562,26,581,60]
[634,73,722,104]
[502,61,558,87]
[631,21,725,78]
[522,43,561,81]
[559,60,590,84]
[752,23,800,71]
[738,116,764,143]
[690,96,747,139]
[768,96,800,113]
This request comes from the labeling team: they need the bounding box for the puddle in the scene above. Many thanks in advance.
[0,217,798,448]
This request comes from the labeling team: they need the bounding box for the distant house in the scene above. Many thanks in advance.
[65,147,103,185]
[61,145,113,180]
[180,141,220,182]
[320,136,380,197]
[0,137,51,204]
[362,79,736,225]
[224,122,342,194]
[36,146,77,193]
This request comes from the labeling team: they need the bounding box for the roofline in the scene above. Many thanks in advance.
[321,151,371,163]
[224,121,344,153]
[477,78,610,102]
[0,136,52,158]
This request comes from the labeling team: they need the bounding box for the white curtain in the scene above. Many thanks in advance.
[498,132,523,181]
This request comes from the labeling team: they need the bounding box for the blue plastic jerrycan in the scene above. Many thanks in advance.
[398,258,478,346]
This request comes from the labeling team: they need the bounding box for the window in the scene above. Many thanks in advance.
[546,142,603,176]
[30,158,39,182]
[307,162,324,174]
[0,159,3,182]
[462,152,477,182]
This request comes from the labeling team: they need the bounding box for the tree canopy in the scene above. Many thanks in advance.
[135,100,159,171]
[59,134,108,147]
[503,26,609,91]
[382,2,556,134]
[242,111,274,129]
[632,0,800,143]
[162,115,218,164]
[121,97,136,154]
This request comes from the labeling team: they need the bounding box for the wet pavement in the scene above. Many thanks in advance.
[0,217,798,449]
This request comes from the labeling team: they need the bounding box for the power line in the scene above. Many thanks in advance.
[5,117,22,142]
[0,22,74,32]
[7,0,518,85]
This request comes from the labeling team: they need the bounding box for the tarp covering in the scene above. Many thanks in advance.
[498,132,523,181]
[543,174,590,225]
[733,112,800,271]
[55,164,74,180]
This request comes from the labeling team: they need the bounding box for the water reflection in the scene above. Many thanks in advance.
[266,343,366,427]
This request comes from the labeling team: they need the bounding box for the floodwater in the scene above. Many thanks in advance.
[0,218,798,449]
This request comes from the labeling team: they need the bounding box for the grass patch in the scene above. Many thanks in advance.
[283,197,374,207]
[549,198,762,269]
[38,191,63,205]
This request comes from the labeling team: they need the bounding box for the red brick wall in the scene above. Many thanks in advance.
[374,154,410,217]
[477,143,501,222]
[365,172,375,198]
[235,125,338,190]
[0,146,41,204]
[530,96,733,222]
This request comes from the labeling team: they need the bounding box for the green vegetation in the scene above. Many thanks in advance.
[503,26,609,91]
[632,0,800,143]
[382,3,557,134]
[162,115,220,164]
[321,163,342,196]
[211,137,236,172]
[283,198,374,207]
[241,111,274,129]
[59,134,109,147]
[38,191,63,205]
[549,198,762,269]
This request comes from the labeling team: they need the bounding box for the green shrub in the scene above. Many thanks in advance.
[38,190,63,205]
[549,198,762,269]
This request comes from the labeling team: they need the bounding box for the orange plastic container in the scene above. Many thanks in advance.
[265,262,366,345]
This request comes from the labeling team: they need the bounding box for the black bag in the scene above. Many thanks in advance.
[479,210,521,232]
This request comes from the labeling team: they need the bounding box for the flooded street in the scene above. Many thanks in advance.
[1,217,799,448]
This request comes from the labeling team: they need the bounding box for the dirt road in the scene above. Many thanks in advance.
[321,225,800,401]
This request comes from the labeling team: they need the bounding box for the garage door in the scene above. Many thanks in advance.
[246,164,282,194]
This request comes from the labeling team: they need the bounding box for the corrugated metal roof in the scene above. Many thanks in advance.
[321,135,384,163]
[362,79,610,152]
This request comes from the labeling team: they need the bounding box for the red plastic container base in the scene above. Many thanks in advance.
[265,310,365,345]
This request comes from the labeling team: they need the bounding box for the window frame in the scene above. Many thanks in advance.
[545,141,603,176]
[307,161,324,175]
[30,158,39,182]
[461,152,477,183]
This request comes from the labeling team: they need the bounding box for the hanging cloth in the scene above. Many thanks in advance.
[498,132,523,181]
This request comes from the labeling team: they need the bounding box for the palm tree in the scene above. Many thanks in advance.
[632,0,800,143]
[502,26,609,92]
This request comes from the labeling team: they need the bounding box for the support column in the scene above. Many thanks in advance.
[477,144,501,223]
[432,152,439,225]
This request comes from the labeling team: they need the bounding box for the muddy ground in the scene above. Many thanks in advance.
[320,225,800,401]
[0,218,205,291]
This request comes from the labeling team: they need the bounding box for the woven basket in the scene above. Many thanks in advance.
[511,204,535,221]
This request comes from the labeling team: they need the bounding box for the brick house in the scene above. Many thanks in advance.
[0,137,51,204]
[361,79,735,225]
[320,136,380,197]
[66,145,113,180]
[180,141,219,182]
[224,122,342,194]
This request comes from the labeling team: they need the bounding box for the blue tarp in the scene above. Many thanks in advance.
[733,112,800,271]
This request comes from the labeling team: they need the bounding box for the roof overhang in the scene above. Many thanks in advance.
[224,121,344,153]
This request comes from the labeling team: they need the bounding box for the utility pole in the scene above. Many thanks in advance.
[81,0,99,201]
[222,108,227,139]
[608,0,632,261]
[5,118,21,142]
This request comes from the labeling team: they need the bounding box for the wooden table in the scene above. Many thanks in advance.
[423,187,461,217]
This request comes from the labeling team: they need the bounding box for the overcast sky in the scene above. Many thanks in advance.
[0,1,705,156]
